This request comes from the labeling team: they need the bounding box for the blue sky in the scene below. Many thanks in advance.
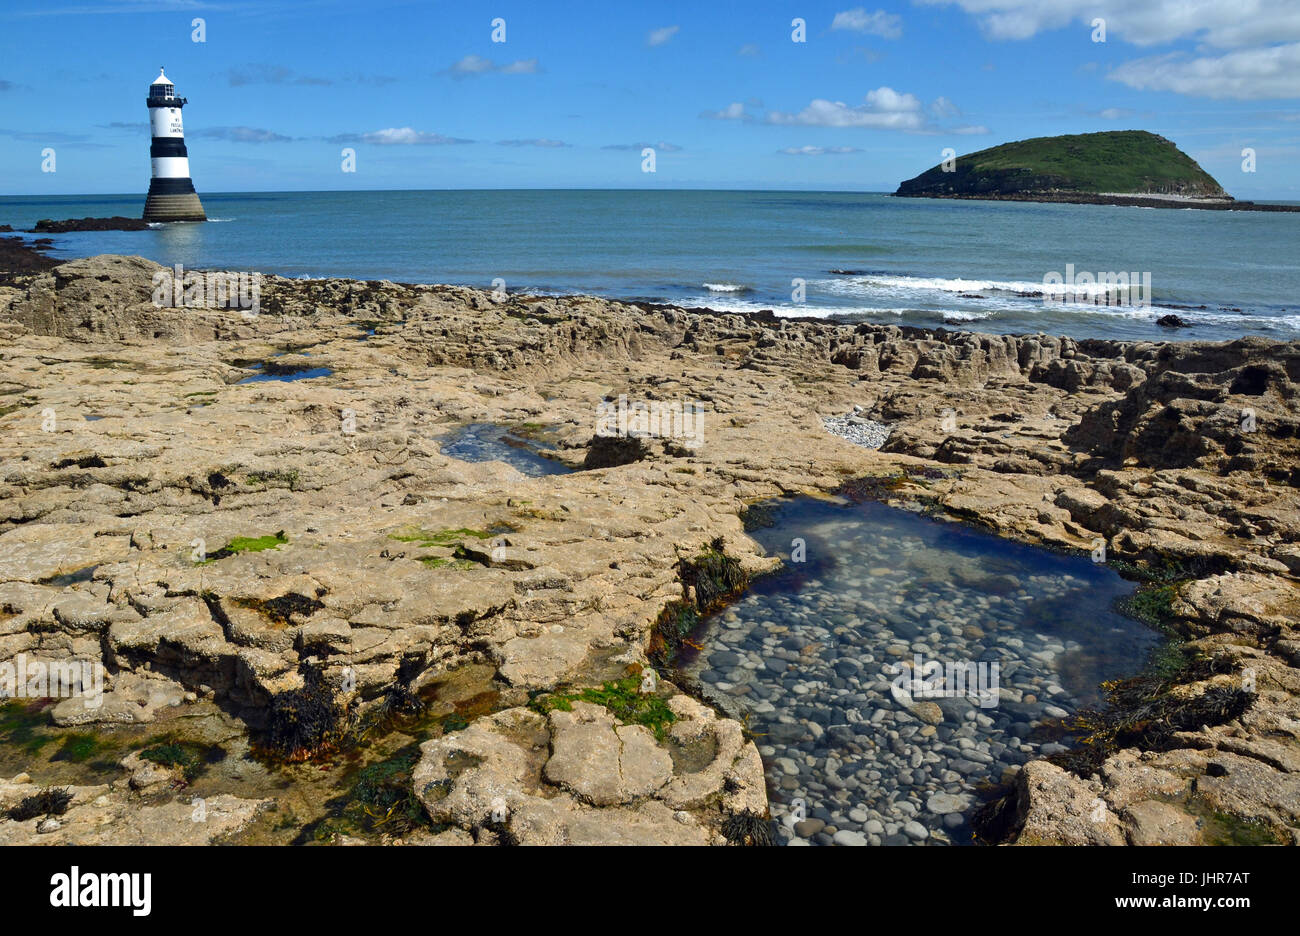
[2,0,1298,197]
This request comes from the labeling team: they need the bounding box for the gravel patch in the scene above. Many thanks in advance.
[823,407,891,450]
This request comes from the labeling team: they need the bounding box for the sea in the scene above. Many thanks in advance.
[3,189,1298,343]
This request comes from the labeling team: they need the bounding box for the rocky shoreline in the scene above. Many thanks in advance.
[30,217,153,234]
[0,236,59,278]
[892,191,1300,212]
[0,254,1296,845]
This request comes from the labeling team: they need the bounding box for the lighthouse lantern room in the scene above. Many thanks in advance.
[142,67,206,222]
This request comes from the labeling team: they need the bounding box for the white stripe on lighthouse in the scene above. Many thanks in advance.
[149,108,185,138]
[151,157,192,178]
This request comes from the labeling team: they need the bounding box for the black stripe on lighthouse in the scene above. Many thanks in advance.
[147,177,199,196]
[150,138,189,158]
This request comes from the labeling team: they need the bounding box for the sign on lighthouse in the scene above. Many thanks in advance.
[142,67,206,222]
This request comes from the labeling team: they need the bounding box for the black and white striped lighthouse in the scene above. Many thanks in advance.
[142,67,206,222]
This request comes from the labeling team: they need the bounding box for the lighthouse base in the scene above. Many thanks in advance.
[142,177,206,222]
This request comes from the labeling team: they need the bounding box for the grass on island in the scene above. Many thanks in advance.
[899,130,1225,197]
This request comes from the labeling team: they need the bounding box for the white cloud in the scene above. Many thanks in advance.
[931,96,961,118]
[648,25,680,46]
[497,138,569,147]
[447,54,493,76]
[1110,43,1300,100]
[445,55,538,77]
[500,59,539,74]
[866,87,922,111]
[920,1,1300,101]
[195,126,292,143]
[603,141,683,152]
[915,0,1300,48]
[779,145,863,155]
[952,124,991,134]
[333,127,473,145]
[768,87,927,130]
[1093,107,1134,120]
[701,102,746,120]
[831,8,903,39]
[738,43,760,56]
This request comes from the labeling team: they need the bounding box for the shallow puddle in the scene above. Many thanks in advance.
[237,366,333,385]
[437,422,570,477]
[681,496,1160,846]
[0,664,509,845]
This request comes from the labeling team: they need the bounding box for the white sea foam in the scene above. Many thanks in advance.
[678,293,996,322]
[675,291,1297,335]
[702,282,749,292]
[818,273,1052,297]
[815,273,1170,310]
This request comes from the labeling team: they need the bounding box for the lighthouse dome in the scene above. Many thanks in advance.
[149,68,174,98]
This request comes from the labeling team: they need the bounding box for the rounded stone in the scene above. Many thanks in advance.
[794,818,825,838]
[903,821,930,841]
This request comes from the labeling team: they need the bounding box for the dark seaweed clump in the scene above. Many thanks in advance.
[8,786,73,822]
[1047,650,1249,775]
[648,537,749,669]
[366,652,430,730]
[261,662,352,761]
[680,537,748,612]
[722,811,775,846]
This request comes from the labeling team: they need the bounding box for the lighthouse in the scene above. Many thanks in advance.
[142,67,206,222]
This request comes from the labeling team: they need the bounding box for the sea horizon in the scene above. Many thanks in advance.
[5,188,1298,344]
[8,186,1300,199]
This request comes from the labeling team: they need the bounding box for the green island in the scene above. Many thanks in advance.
[895,130,1299,211]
